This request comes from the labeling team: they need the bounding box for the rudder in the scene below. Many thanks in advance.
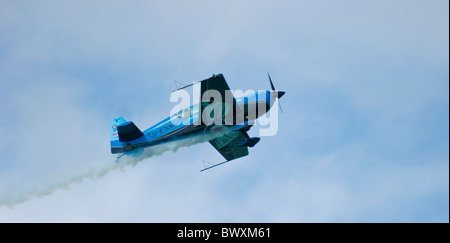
[110,117,144,154]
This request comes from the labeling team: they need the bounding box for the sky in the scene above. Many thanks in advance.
[0,0,448,222]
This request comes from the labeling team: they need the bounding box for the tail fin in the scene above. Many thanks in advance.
[110,117,126,143]
[110,117,126,153]
[110,117,144,154]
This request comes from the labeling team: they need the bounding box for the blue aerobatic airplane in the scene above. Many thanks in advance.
[110,73,285,171]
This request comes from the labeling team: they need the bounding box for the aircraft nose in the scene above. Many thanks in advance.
[277,91,285,99]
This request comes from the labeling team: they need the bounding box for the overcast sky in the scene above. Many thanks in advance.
[0,0,448,222]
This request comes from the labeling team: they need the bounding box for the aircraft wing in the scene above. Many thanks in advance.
[209,130,249,161]
[173,73,241,126]
[199,74,238,125]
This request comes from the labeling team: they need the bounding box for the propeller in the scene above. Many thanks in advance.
[267,72,285,113]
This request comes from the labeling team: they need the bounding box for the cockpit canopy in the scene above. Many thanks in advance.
[176,104,199,119]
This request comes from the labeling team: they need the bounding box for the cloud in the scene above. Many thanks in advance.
[0,0,448,222]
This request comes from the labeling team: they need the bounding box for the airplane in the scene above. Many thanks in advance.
[110,73,285,171]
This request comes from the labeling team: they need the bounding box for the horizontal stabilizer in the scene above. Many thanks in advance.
[117,121,144,142]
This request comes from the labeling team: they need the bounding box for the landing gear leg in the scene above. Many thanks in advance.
[116,153,127,163]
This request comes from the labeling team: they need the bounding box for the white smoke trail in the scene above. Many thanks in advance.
[0,129,229,207]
